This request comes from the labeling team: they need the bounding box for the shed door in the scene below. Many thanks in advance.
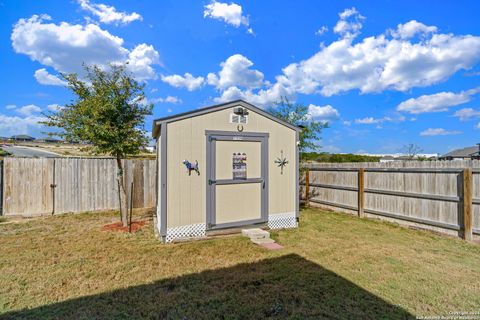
[206,132,268,229]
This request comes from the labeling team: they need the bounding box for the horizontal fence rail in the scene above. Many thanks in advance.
[302,160,480,240]
[2,158,156,217]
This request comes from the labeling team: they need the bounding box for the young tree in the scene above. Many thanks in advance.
[42,64,153,227]
[267,96,328,156]
[402,143,423,160]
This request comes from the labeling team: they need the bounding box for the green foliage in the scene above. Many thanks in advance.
[42,64,153,158]
[302,152,380,163]
[267,97,328,153]
[0,148,11,157]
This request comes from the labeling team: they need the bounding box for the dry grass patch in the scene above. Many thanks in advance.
[0,208,479,319]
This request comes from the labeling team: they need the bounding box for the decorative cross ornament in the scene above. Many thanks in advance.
[274,150,289,174]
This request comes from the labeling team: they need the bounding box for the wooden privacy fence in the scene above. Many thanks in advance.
[302,160,480,240]
[2,158,156,216]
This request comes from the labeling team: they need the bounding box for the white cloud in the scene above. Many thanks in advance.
[355,117,382,124]
[315,26,328,36]
[204,1,251,31]
[353,115,405,124]
[333,7,364,39]
[213,82,290,107]
[151,96,182,104]
[170,8,480,107]
[161,73,205,91]
[453,108,480,121]
[274,9,480,96]
[34,68,66,86]
[78,0,142,25]
[390,20,437,39]
[307,104,340,121]
[0,114,46,136]
[16,104,42,117]
[397,88,480,114]
[6,105,17,110]
[420,128,461,136]
[47,104,62,112]
[207,54,264,89]
[11,15,159,82]
[126,44,160,81]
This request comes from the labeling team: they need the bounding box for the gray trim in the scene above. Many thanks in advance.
[159,122,168,242]
[208,218,267,230]
[206,130,269,230]
[214,178,264,185]
[152,100,300,138]
[295,130,299,219]
[205,130,269,138]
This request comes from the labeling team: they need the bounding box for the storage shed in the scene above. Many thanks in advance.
[152,100,300,242]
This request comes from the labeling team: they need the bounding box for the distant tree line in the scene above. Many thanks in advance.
[301,152,381,163]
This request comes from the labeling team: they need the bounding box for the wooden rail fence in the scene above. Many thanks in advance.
[302,161,480,240]
[1,158,156,216]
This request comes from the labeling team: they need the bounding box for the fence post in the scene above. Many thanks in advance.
[305,168,310,205]
[461,168,473,240]
[358,168,365,218]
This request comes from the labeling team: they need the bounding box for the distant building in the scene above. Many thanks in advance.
[379,155,428,162]
[439,144,480,160]
[379,155,395,163]
[10,135,35,142]
[35,137,62,143]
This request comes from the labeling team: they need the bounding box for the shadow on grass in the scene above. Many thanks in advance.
[1,254,413,319]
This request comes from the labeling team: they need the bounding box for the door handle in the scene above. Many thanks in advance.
[209,179,216,185]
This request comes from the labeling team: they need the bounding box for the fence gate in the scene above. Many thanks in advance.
[3,158,54,216]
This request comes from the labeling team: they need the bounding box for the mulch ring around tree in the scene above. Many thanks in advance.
[101,220,146,233]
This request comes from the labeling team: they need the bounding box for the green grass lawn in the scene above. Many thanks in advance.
[0,208,479,319]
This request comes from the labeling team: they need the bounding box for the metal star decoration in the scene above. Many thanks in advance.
[274,150,289,174]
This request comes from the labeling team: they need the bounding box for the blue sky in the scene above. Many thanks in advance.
[1,0,480,154]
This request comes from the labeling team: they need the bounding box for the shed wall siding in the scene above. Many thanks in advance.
[166,106,296,228]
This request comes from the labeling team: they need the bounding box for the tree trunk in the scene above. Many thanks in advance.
[116,157,129,227]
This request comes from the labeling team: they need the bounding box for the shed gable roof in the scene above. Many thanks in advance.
[152,100,301,138]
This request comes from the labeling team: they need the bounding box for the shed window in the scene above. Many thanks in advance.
[230,114,248,124]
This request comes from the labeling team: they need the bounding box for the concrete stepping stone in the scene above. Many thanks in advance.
[242,228,282,249]
[241,228,270,240]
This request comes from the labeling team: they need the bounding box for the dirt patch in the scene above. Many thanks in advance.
[102,220,146,233]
